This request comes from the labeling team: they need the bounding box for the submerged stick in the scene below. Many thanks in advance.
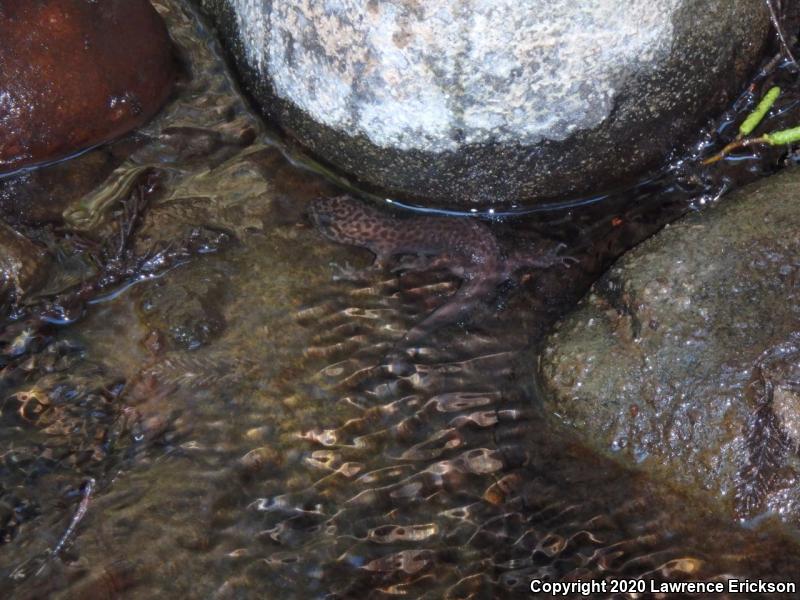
[702,86,783,164]
[32,477,97,577]
[701,136,770,165]
[702,124,800,165]
[52,477,96,557]
[700,85,800,165]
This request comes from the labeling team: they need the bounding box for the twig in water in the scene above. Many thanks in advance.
[765,0,799,71]
[32,477,96,576]
[701,136,771,165]
[52,477,96,557]
[702,86,783,164]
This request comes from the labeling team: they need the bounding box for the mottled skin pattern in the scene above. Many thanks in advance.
[310,195,572,345]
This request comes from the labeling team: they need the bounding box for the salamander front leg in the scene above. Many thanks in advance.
[328,251,393,282]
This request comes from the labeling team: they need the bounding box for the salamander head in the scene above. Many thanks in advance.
[309,195,382,246]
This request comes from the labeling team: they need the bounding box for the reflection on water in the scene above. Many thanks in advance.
[1,1,800,598]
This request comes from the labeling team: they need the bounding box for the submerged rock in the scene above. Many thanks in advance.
[0,0,176,175]
[0,222,49,306]
[539,167,800,522]
[199,0,768,208]
[137,269,228,352]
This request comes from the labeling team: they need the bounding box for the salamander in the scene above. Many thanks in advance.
[309,195,573,346]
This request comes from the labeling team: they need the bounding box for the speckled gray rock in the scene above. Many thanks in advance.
[539,167,800,522]
[198,0,769,208]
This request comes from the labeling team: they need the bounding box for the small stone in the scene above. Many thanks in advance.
[238,446,281,473]
[244,426,272,442]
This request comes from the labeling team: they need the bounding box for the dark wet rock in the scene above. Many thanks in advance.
[540,166,800,521]
[0,0,176,175]
[0,140,142,226]
[0,222,49,306]
[136,269,228,352]
[198,0,769,209]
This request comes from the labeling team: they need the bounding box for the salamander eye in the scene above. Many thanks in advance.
[312,210,333,228]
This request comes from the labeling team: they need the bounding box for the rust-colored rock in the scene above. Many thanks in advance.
[0,0,176,175]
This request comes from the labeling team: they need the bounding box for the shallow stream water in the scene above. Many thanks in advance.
[2,2,800,599]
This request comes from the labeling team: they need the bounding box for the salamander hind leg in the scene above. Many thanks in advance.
[398,274,499,348]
